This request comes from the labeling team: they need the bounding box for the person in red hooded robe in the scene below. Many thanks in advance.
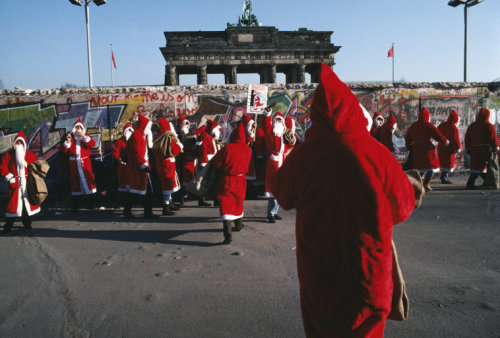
[1,131,40,233]
[60,117,97,210]
[262,109,292,223]
[112,123,134,203]
[378,114,398,154]
[212,122,252,244]
[270,64,416,338]
[240,113,257,181]
[370,112,384,138]
[175,113,197,206]
[404,108,449,191]
[123,114,157,218]
[464,107,499,189]
[153,117,183,216]
[195,119,221,207]
[437,110,461,184]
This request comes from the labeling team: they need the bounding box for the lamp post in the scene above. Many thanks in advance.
[69,0,107,88]
[448,0,484,82]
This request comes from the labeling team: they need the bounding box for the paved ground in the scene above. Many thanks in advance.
[0,175,499,337]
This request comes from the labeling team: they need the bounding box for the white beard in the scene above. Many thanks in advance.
[181,125,190,136]
[246,121,255,139]
[145,130,154,149]
[15,144,27,169]
[273,123,285,137]
[212,128,221,141]
[124,130,132,140]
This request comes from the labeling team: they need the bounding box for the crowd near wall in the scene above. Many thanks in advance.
[1,82,499,201]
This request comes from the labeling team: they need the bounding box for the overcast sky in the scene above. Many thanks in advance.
[1,0,499,89]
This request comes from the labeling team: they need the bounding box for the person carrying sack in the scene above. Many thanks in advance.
[27,159,50,206]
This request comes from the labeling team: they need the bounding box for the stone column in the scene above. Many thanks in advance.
[225,66,237,84]
[197,65,207,85]
[270,64,277,84]
[310,64,321,83]
[166,66,177,86]
[259,66,268,84]
[298,64,306,83]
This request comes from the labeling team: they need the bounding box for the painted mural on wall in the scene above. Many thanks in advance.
[1,85,498,176]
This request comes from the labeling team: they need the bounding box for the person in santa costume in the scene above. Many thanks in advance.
[123,114,157,218]
[464,107,499,189]
[153,117,183,216]
[370,112,384,139]
[239,113,257,182]
[175,113,197,206]
[60,117,97,210]
[270,64,417,337]
[212,121,252,244]
[262,109,292,223]
[112,123,134,204]
[404,108,449,191]
[195,119,221,207]
[1,131,40,233]
[378,113,398,154]
[437,110,461,184]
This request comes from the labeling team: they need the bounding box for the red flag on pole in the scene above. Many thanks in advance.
[111,49,117,69]
[387,46,394,58]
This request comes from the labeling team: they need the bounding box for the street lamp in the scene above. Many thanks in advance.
[448,0,484,82]
[69,0,107,88]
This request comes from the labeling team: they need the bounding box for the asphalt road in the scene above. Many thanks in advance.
[0,176,499,337]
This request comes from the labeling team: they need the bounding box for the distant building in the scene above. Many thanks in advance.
[160,1,341,85]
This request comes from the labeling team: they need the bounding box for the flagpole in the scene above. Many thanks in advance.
[392,43,394,84]
[110,44,114,87]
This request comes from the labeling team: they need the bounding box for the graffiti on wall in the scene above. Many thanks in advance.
[0,86,498,170]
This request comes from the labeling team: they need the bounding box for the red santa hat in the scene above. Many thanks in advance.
[273,112,285,124]
[158,117,173,133]
[72,117,86,133]
[386,114,397,127]
[477,107,490,122]
[418,108,431,123]
[285,116,296,130]
[14,130,27,148]
[136,114,152,134]
[206,119,220,134]
[229,122,247,144]
[373,112,384,123]
[177,113,190,130]
[447,110,459,125]
[123,123,134,134]
[309,63,369,135]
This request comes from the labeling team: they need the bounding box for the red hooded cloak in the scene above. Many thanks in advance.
[464,108,499,173]
[437,111,461,171]
[153,118,182,193]
[126,114,152,195]
[270,64,415,337]
[378,114,397,153]
[112,123,133,192]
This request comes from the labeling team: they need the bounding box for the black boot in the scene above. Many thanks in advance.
[162,203,176,216]
[3,218,14,234]
[198,197,210,207]
[170,202,180,211]
[72,196,80,212]
[87,194,95,210]
[22,206,32,230]
[466,173,480,189]
[441,171,452,184]
[222,220,232,244]
[123,193,134,218]
[423,172,434,191]
[234,218,245,232]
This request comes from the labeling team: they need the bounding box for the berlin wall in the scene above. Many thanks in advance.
[1,82,499,200]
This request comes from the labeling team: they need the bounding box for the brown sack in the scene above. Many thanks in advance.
[27,159,50,205]
[153,131,178,157]
[405,169,425,208]
[388,240,410,321]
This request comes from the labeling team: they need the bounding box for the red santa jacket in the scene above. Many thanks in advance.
[370,112,384,138]
[404,108,447,172]
[112,124,133,192]
[60,121,96,195]
[464,108,499,172]
[437,111,461,171]
[378,114,397,153]
[153,118,182,193]
[212,122,252,220]
[196,120,220,168]
[270,64,415,338]
[0,132,41,217]
[126,114,152,195]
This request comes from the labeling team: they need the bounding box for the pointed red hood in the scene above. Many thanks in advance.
[14,131,27,147]
[285,116,296,130]
[206,119,220,134]
[447,110,459,125]
[136,114,151,135]
[72,117,86,133]
[123,123,134,133]
[418,108,430,123]
[309,64,369,135]
[193,125,206,135]
[177,113,189,129]
[158,117,172,133]
[229,122,247,144]
[476,107,490,122]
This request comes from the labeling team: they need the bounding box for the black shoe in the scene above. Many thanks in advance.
[3,223,13,234]
[162,204,176,216]
[268,215,276,223]
[23,223,32,230]
[213,200,220,207]
[198,201,211,207]
[234,219,245,232]
[170,203,180,211]
[144,212,160,218]
[222,237,232,245]
[466,185,477,190]
[274,214,282,220]
[124,212,134,219]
